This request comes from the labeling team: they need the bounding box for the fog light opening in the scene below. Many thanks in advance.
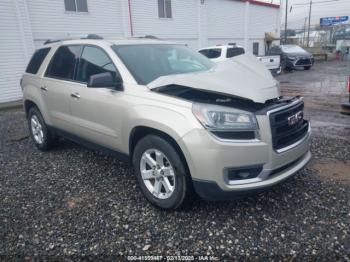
[225,166,263,182]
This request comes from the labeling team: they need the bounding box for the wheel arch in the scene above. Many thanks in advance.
[24,99,38,117]
[128,126,191,176]
[23,96,52,125]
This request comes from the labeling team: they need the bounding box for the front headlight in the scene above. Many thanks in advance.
[288,56,297,60]
[192,103,259,140]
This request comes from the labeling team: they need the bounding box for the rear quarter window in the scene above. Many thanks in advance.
[25,48,51,74]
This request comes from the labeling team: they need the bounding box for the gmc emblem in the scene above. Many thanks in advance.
[288,111,303,126]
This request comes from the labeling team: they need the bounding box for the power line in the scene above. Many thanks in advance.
[292,0,341,6]
[292,2,347,9]
[286,0,349,36]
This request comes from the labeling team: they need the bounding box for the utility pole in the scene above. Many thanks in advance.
[307,0,312,47]
[284,0,288,44]
[303,17,308,47]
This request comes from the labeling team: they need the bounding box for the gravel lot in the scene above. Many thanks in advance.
[1,63,350,259]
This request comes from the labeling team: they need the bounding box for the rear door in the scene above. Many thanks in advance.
[41,45,82,132]
[68,45,125,150]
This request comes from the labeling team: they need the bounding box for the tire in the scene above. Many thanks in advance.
[282,60,292,72]
[304,66,311,70]
[132,135,192,210]
[28,107,57,151]
[275,66,282,76]
[283,67,292,72]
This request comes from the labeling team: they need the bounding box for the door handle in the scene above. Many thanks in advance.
[40,86,48,92]
[70,92,81,99]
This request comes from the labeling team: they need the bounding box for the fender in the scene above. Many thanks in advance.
[122,104,200,154]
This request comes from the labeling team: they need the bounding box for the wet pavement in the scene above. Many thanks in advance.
[277,61,350,139]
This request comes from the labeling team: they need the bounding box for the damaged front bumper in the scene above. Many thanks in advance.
[178,98,312,200]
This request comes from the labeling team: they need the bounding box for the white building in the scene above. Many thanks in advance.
[0,0,281,103]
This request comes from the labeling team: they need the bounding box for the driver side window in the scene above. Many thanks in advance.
[76,46,121,84]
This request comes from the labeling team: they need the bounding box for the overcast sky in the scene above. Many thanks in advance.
[279,0,350,30]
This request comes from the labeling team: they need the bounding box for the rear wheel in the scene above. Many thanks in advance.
[132,135,192,209]
[28,107,56,151]
[304,66,311,70]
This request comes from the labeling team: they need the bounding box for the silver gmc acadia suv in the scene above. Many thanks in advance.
[21,35,311,209]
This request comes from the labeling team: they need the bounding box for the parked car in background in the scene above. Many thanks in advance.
[266,45,314,71]
[21,36,311,209]
[198,44,281,76]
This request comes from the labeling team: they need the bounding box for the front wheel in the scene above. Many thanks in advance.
[132,135,192,209]
[282,60,293,72]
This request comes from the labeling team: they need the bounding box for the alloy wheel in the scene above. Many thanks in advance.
[140,149,176,199]
[30,115,44,144]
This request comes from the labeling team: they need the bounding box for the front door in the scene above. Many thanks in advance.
[68,45,125,150]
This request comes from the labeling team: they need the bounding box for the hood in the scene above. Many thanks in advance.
[284,50,311,57]
[147,54,280,103]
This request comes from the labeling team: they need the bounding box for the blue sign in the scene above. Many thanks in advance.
[320,16,349,26]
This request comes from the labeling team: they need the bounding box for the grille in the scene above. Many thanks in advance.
[269,101,309,151]
[296,58,311,66]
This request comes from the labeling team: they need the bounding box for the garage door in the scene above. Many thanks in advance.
[0,1,32,103]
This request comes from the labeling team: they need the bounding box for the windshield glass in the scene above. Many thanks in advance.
[112,44,214,85]
[281,45,306,53]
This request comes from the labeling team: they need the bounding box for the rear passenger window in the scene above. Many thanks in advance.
[76,46,120,83]
[26,48,51,74]
[226,47,245,58]
[45,45,81,80]
[205,49,221,59]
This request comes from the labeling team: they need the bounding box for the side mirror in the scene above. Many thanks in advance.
[87,72,122,90]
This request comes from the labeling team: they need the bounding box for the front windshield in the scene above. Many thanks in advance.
[112,44,214,85]
[281,45,306,53]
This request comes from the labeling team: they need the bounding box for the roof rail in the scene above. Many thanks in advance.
[44,38,72,45]
[136,35,160,40]
[83,34,104,40]
[44,34,104,45]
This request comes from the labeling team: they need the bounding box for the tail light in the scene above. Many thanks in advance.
[348,76,350,93]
